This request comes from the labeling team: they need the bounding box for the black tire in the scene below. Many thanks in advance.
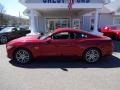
[13,48,32,64]
[83,48,101,63]
[0,35,8,44]
[111,34,117,40]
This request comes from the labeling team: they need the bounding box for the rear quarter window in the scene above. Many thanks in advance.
[74,32,88,39]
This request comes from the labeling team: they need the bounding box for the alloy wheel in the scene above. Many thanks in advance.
[15,49,31,64]
[84,49,101,63]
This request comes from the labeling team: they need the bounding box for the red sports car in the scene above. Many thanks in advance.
[6,28,113,64]
[99,25,120,40]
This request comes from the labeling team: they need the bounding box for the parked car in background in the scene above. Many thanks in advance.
[0,27,30,44]
[99,25,120,40]
[6,28,113,64]
[19,25,29,30]
[0,26,6,31]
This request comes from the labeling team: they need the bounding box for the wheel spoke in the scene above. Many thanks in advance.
[16,57,21,60]
[17,52,22,56]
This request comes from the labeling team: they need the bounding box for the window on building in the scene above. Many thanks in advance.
[81,0,85,3]
[72,19,80,29]
[81,0,90,3]
[114,17,120,25]
[86,0,90,3]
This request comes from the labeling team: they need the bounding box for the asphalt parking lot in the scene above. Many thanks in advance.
[0,41,120,90]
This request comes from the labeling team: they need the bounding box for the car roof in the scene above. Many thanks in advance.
[53,28,81,33]
[53,28,101,38]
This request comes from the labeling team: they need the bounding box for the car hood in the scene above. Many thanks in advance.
[0,31,4,33]
[19,35,39,41]
[8,35,40,44]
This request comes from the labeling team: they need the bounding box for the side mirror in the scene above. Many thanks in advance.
[46,37,52,44]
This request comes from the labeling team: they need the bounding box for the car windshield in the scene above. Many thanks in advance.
[39,32,52,40]
[0,27,14,32]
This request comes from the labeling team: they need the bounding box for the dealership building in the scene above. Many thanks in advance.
[19,0,120,35]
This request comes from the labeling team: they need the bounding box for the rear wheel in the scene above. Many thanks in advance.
[13,49,32,64]
[83,48,101,63]
[0,35,8,44]
[111,34,118,40]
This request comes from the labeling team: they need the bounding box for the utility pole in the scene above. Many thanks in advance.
[19,11,21,26]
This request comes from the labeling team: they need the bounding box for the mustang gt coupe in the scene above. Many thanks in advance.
[6,28,113,64]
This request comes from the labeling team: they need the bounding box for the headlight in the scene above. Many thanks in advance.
[6,45,14,50]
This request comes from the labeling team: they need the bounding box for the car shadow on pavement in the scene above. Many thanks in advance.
[9,55,120,70]
[113,40,120,52]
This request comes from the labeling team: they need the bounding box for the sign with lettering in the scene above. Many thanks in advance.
[43,0,65,3]
[43,0,89,3]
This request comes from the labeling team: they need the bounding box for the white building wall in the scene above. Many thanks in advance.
[98,13,114,27]
[38,15,45,33]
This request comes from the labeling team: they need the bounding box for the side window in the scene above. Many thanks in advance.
[19,28,26,31]
[69,32,75,39]
[75,32,88,39]
[53,32,70,40]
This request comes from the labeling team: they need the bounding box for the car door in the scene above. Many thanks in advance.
[10,28,19,39]
[38,40,61,56]
[65,31,88,56]
[50,31,83,56]
[18,28,30,36]
[37,31,75,56]
[35,35,61,56]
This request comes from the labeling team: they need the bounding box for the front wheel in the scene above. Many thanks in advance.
[0,35,8,44]
[13,49,32,64]
[83,48,101,63]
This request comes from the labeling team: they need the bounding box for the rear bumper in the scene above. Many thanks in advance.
[101,42,113,56]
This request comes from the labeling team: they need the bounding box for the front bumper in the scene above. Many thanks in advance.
[6,45,15,59]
